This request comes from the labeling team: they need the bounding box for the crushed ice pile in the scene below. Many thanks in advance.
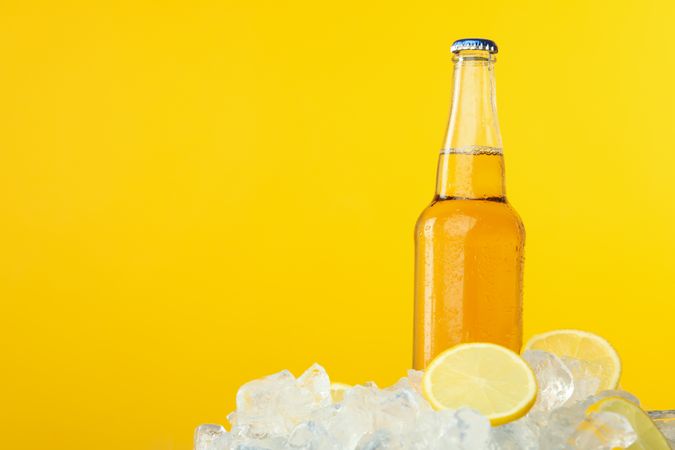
[196,350,671,449]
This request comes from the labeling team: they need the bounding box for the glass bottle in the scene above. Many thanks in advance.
[413,39,525,369]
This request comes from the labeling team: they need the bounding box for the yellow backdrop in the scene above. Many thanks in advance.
[1,1,674,449]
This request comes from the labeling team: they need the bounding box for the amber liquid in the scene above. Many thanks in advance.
[413,151,524,370]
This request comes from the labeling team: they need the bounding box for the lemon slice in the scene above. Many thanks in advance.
[523,329,621,390]
[588,396,671,449]
[330,382,351,403]
[422,343,537,425]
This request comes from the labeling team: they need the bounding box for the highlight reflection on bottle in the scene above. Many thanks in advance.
[413,39,525,370]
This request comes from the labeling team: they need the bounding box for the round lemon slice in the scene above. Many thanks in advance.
[422,343,537,425]
[330,382,351,403]
[523,329,621,390]
[587,396,671,449]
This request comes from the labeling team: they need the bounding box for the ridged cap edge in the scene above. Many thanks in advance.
[451,38,498,54]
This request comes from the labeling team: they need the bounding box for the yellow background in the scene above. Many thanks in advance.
[1,1,674,449]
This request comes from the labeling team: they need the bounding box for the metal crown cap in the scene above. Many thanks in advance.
[451,38,498,54]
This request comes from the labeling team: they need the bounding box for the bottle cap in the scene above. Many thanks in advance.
[451,38,498,54]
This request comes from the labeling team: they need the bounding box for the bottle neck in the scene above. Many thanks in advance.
[436,50,506,200]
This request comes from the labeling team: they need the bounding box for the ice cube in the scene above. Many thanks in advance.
[560,357,602,404]
[229,436,286,450]
[194,424,230,450]
[388,370,424,396]
[535,402,588,448]
[355,429,403,450]
[406,369,424,394]
[523,350,574,412]
[229,370,297,438]
[230,366,333,440]
[317,402,372,449]
[411,408,493,450]
[408,408,449,447]
[492,418,539,450]
[235,370,297,412]
[587,389,640,407]
[297,364,331,408]
[286,421,337,450]
[375,391,417,432]
[569,411,637,449]
[453,408,493,449]
[523,388,639,450]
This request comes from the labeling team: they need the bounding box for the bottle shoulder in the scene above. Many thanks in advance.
[416,198,525,235]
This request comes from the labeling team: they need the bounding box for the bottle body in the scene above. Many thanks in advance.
[413,183,524,369]
[413,41,524,370]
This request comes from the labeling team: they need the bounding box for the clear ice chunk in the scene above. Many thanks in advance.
[568,411,637,449]
[355,430,398,450]
[588,389,640,407]
[229,365,332,440]
[286,421,337,450]
[533,402,589,448]
[560,357,602,404]
[523,350,574,412]
[297,364,332,408]
[229,369,297,439]
[387,369,424,396]
[452,408,493,449]
[195,424,230,450]
[492,417,539,450]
